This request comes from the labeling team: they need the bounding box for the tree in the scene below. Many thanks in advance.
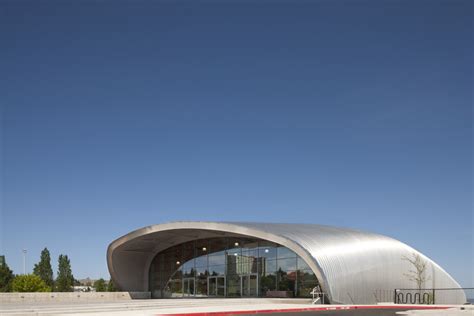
[0,260,14,292]
[107,278,117,292]
[402,252,431,290]
[55,254,74,292]
[11,274,51,292]
[94,278,107,292]
[33,248,54,288]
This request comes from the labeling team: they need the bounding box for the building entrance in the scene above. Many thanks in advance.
[183,278,195,297]
[207,276,225,297]
[241,274,258,297]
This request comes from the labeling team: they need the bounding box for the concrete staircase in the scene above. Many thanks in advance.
[0,298,312,315]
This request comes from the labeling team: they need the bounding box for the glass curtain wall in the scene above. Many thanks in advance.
[149,237,319,298]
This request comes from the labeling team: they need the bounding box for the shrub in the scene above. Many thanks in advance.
[11,274,51,292]
[93,278,107,292]
[107,278,117,292]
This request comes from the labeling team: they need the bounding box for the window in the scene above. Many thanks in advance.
[258,242,277,259]
[149,237,319,299]
[277,246,296,259]
[297,257,310,270]
[195,240,208,258]
[226,274,241,297]
[182,260,195,278]
[208,265,225,276]
[297,269,318,298]
[195,255,207,268]
[278,257,297,271]
[208,252,226,265]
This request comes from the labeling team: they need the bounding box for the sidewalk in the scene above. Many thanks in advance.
[1,298,470,316]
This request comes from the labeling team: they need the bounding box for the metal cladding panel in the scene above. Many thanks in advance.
[225,222,464,304]
[107,221,465,304]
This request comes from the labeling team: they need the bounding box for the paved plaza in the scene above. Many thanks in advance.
[1,298,471,316]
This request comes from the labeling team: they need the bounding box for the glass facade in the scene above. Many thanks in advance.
[149,237,319,298]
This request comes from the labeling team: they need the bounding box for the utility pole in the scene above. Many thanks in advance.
[22,249,27,274]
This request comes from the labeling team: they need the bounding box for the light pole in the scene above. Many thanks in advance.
[22,249,27,274]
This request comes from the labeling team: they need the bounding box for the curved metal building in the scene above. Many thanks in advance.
[107,221,464,304]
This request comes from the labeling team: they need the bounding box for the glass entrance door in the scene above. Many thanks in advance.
[183,278,195,297]
[207,276,225,297]
[241,274,258,297]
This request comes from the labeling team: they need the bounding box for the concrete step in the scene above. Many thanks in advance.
[0,298,312,315]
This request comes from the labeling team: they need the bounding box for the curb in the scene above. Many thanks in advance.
[156,305,451,316]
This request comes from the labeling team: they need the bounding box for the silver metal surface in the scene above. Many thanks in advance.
[107,221,465,304]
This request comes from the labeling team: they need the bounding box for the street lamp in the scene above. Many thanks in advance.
[22,249,27,274]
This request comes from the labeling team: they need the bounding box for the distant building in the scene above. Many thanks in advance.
[107,221,465,304]
[73,285,95,292]
[0,255,5,267]
[78,277,96,286]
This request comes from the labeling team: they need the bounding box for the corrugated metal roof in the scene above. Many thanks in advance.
[108,221,465,304]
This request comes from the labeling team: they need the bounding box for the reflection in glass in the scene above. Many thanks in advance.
[297,257,310,270]
[182,261,195,278]
[149,237,319,298]
[277,246,296,259]
[258,242,277,259]
[278,257,297,271]
[208,276,225,297]
[260,258,276,296]
[297,269,318,297]
[169,280,182,297]
[208,252,226,265]
[242,239,259,258]
[195,255,207,268]
[195,274,207,297]
[183,278,195,297]
[226,274,241,297]
[208,264,225,276]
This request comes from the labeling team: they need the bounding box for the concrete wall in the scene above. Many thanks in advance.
[0,292,151,304]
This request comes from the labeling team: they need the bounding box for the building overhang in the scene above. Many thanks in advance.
[107,221,331,300]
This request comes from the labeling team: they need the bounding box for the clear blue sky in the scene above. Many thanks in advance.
[1,0,472,287]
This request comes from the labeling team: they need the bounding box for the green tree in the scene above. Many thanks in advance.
[33,248,54,288]
[107,278,117,292]
[11,274,51,292]
[55,254,74,292]
[94,278,107,292]
[0,260,14,292]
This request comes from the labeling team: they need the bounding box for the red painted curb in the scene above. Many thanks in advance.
[156,305,450,316]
